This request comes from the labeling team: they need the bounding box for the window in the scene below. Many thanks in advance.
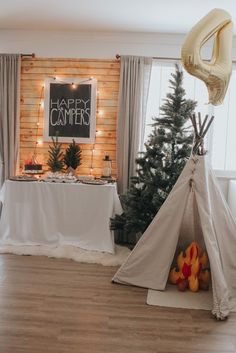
[144,60,236,175]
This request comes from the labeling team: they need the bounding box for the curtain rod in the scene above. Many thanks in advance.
[21,53,35,58]
[116,54,179,61]
[116,54,236,64]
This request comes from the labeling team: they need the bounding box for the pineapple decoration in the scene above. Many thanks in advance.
[63,139,82,175]
[169,242,210,292]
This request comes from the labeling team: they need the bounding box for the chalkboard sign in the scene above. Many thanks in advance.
[44,78,97,143]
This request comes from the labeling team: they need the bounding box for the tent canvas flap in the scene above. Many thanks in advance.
[113,158,194,289]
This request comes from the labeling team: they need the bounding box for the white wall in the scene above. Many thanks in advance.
[1,29,236,60]
[0,30,183,58]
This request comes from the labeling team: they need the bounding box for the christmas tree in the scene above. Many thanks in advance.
[64,139,82,170]
[111,64,197,245]
[47,136,64,172]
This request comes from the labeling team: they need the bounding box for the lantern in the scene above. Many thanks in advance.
[101,155,112,180]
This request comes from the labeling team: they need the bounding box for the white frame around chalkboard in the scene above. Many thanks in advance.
[44,77,97,143]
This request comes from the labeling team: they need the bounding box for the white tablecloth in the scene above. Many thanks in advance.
[0,180,122,253]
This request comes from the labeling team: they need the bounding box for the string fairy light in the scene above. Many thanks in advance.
[90,140,96,176]
[33,84,44,158]
[52,76,93,85]
[46,75,96,176]
[90,88,102,176]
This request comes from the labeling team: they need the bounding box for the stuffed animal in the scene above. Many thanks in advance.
[168,241,210,292]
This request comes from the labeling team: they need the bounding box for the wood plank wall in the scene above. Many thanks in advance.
[20,58,120,177]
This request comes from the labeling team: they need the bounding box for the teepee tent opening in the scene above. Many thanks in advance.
[113,114,236,320]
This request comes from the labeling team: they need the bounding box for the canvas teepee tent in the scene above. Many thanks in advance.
[113,114,236,320]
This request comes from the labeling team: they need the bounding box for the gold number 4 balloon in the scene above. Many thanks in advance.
[181,8,233,106]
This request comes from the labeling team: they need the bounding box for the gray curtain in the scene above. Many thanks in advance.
[117,55,152,194]
[0,54,21,187]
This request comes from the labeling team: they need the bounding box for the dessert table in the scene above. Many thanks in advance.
[0,180,122,253]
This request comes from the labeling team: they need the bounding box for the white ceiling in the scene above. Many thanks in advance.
[0,0,236,34]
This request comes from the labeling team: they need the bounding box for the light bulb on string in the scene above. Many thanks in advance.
[36,138,43,146]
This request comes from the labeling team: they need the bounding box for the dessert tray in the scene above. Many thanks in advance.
[42,178,77,183]
[41,172,77,183]
[9,175,38,182]
[81,179,108,185]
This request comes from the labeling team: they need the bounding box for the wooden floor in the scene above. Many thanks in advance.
[0,255,236,353]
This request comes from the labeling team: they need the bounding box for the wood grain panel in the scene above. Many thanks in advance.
[22,60,120,68]
[20,58,120,177]
[22,67,120,76]
[0,254,236,353]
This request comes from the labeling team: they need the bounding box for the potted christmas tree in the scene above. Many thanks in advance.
[47,136,64,173]
[63,139,82,175]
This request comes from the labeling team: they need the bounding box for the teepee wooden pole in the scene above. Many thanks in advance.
[190,114,199,138]
[199,114,209,136]
[198,112,202,130]
[202,116,215,139]
[191,113,214,155]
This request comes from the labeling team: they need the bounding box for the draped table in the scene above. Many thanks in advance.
[0,180,122,253]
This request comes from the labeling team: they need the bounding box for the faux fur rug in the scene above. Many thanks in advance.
[0,244,130,266]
